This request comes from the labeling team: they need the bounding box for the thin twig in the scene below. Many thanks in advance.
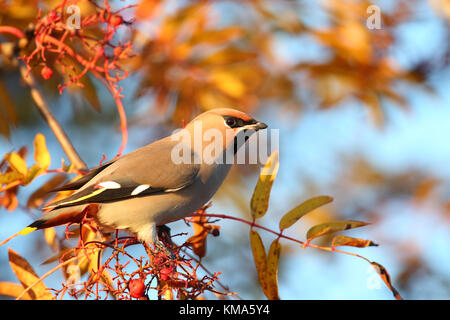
[19,64,87,170]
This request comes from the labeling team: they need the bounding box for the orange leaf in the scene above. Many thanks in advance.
[8,248,54,300]
[279,196,333,230]
[186,206,219,258]
[306,220,370,242]
[331,235,378,248]
[27,174,66,208]
[370,261,402,300]
[0,282,32,300]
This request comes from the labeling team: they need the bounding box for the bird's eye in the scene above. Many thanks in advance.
[225,118,237,127]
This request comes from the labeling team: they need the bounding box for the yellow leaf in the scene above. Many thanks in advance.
[0,171,23,184]
[34,133,51,170]
[0,282,32,300]
[7,152,27,176]
[331,235,378,248]
[279,196,333,231]
[249,229,268,295]
[8,248,54,300]
[77,225,99,276]
[210,70,246,98]
[44,228,59,252]
[22,164,42,186]
[265,239,281,300]
[250,150,279,219]
[306,220,370,242]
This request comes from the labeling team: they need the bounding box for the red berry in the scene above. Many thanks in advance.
[160,267,173,281]
[41,66,53,80]
[110,15,123,27]
[128,279,145,298]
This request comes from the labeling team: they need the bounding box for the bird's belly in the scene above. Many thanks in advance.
[96,163,231,229]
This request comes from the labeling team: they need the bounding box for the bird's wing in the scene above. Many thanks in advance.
[44,139,200,210]
[51,159,117,192]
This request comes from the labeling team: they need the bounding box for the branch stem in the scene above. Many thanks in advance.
[19,64,87,170]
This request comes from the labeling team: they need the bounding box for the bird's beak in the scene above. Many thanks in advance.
[247,121,268,131]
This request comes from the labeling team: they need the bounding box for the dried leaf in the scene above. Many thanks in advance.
[331,235,378,248]
[186,207,219,258]
[27,174,66,208]
[370,261,402,300]
[1,188,18,211]
[265,238,281,300]
[250,150,279,219]
[279,196,333,231]
[249,229,268,295]
[44,228,59,252]
[34,133,51,170]
[0,282,32,300]
[79,75,101,112]
[306,220,370,242]
[7,152,27,176]
[8,248,54,300]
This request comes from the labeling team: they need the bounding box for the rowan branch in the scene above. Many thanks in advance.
[19,64,87,170]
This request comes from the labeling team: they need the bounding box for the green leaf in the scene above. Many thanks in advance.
[279,195,333,231]
[306,220,370,242]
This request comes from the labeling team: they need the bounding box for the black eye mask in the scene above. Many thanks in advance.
[223,115,257,128]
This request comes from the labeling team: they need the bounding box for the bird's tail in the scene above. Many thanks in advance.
[1,204,90,246]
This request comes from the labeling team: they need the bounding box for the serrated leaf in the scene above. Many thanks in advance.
[8,248,54,300]
[7,152,27,176]
[34,133,51,170]
[249,229,268,295]
[250,150,279,219]
[331,235,378,248]
[370,261,402,300]
[279,196,333,230]
[27,174,66,208]
[306,220,370,242]
[265,239,281,300]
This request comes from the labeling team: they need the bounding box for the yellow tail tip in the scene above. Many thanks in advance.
[18,227,37,236]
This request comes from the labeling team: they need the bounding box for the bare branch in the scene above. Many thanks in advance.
[19,64,87,170]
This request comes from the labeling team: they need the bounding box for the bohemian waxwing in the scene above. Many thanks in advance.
[18,108,267,247]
